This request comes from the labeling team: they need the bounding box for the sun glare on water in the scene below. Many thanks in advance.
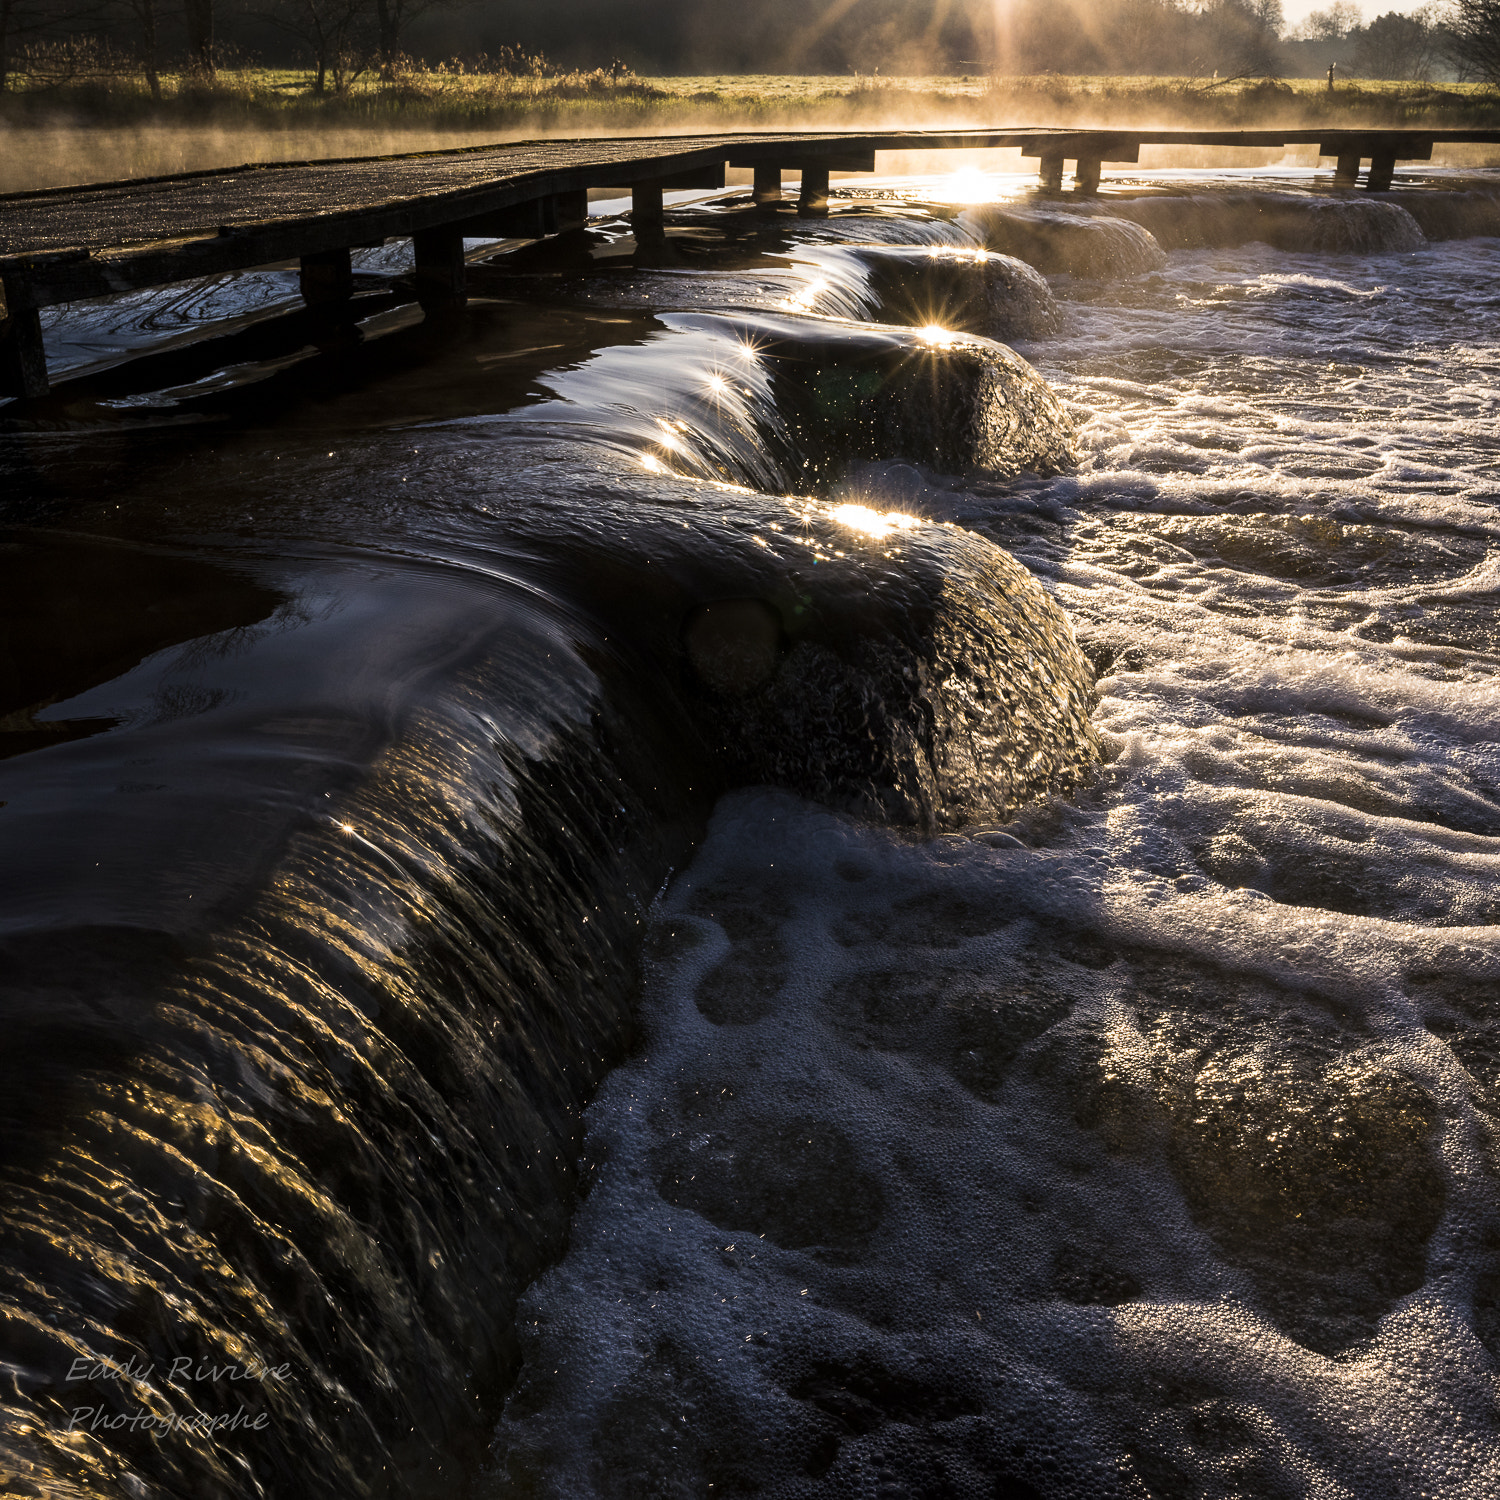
[941,167,995,204]
[830,503,922,538]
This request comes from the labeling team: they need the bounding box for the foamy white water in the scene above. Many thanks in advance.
[486,201,1500,1498]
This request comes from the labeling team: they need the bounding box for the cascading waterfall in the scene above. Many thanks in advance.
[786,246,1061,340]
[958,205,1168,278]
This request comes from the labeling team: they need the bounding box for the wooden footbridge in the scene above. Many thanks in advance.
[2,125,1496,398]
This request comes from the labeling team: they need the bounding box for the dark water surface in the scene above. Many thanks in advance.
[2,170,1498,1499]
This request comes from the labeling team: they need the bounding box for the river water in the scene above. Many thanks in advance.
[1,167,1498,1500]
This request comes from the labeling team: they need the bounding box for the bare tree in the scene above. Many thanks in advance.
[1445,0,1500,82]
[1,0,64,90]
[183,0,212,76]
[112,0,162,96]
[1296,2,1362,42]
[372,0,429,74]
[1199,0,1286,75]
[260,0,370,92]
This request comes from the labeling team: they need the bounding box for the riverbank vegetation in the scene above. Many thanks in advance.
[3,0,1498,191]
[2,64,1497,132]
[4,0,1500,110]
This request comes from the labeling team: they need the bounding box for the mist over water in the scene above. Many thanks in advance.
[5,122,1497,198]
[2,168,1499,1499]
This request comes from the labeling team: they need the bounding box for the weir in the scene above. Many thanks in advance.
[2,125,1498,399]
[0,280,1100,1498]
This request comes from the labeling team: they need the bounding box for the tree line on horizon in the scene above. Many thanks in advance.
[1,0,1497,99]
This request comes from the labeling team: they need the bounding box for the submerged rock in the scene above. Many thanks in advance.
[0,254,1099,1500]
[1390,187,1500,241]
[1267,198,1427,255]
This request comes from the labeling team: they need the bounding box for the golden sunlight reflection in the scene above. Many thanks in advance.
[787,277,829,312]
[926,247,986,264]
[830,503,922,538]
[941,167,995,204]
[917,325,958,347]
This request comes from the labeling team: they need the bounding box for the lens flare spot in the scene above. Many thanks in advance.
[918,325,957,347]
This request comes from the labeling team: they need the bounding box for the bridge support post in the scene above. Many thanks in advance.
[631,183,665,236]
[798,165,830,216]
[1025,134,1138,195]
[1320,135,1430,191]
[753,163,782,212]
[554,190,589,231]
[0,269,47,399]
[299,247,353,311]
[412,227,466,312]
[1366,152,1396,191]
[0,304,47,400]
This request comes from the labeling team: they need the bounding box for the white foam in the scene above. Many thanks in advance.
[487,782,1500,1497]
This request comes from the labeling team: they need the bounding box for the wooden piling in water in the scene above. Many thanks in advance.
[413,227,466,311]
[1318,134,1433,191]
[299,247,354,312]
[753,164,782,212]
[630,183,666,236]
[0,305,47,400]
[798,165,830,217]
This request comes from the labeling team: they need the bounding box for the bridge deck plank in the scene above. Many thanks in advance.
[7,127,1495,264]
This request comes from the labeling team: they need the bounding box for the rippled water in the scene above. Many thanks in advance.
[2,170,1499,1499]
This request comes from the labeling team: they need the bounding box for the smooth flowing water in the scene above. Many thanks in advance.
[1,167,1497,1500]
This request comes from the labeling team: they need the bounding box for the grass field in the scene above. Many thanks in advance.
[2,68,1497,193]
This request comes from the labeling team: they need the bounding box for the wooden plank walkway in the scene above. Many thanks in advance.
[2,126,1497,398]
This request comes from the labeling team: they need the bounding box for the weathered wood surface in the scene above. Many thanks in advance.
[0,131,1022,271]
[5,127,1495,275]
